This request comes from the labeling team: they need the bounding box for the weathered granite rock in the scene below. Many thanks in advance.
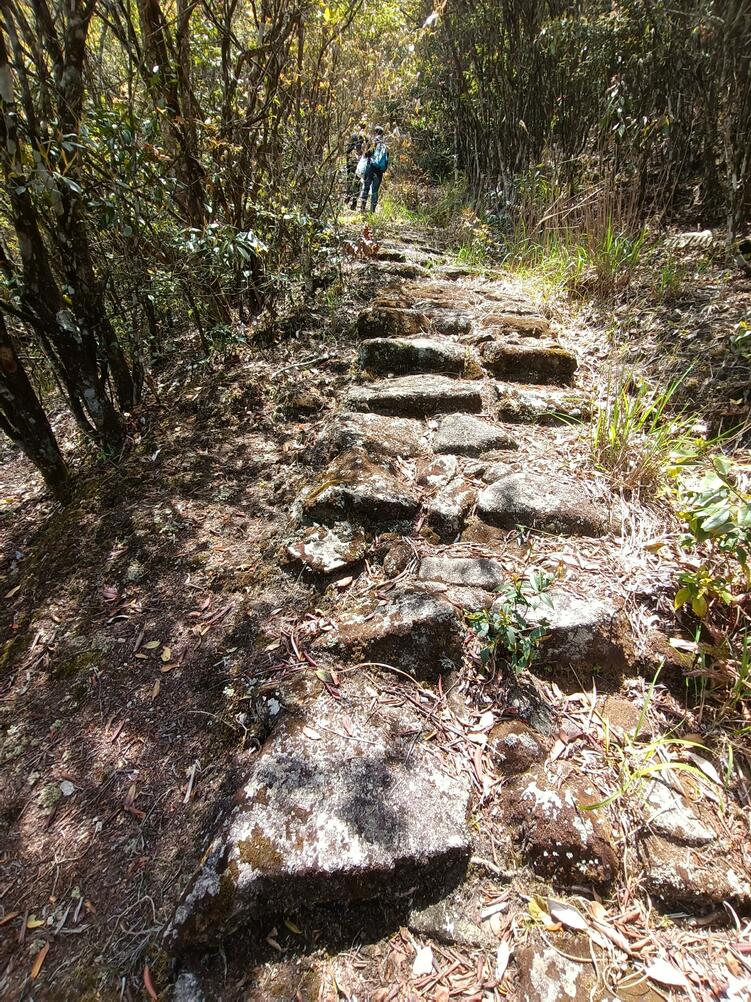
[372,260,427,281]
[323,412,426,458]
[479,310,551,337]
[409,884,497,949]
[434,413,518,456]
[488,720,550,774]
[425,479,477,541]
[503,765,618,886]
[167,682,471,949]
[520,590,626,669]
[476,473,607,536]
[418,555,505,591]
[433,312,472,336]
[359,337,467,376]
[348,375,483,417]
[417,455,458,488]
[516,939,597,1002]
[284,523,368,575]
[314,591,464,680]
[383,540,413,578]
[496,384,590,425]
[482,343,577,385]
[357,306,429,339]
[301,450,420,527]
[375,248,407,263]
[642,778,716,846]
[640,833,751,909]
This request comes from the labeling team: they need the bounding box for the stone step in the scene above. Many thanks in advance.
[301,450,420,527]
[478,309,551,337]
[482,343,577,385]
[167,680,470,949]
[419,555,505,591]
[425,479,477,541]
[357,305,429,339]
[359,337,467,376]
[476,472,607,536]
[434,413,518,456]
[348,375,483,418]
[496,383,590,425]
[313,591,464,680]
[322,412,427,458]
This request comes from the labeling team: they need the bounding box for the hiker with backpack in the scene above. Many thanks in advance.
[359,126,389,214]
[345,123,367,210]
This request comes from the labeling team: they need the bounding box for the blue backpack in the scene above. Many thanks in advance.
[371,141,389,172]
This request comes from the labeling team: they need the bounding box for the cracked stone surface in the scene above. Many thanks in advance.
[348,375,483,417]
[482,343,578,385]
[433,413,518,456]
[488,721,550,774]
[496,383,590,424]
[520,589,627,669]
[313,591,464,680]
[476,472,607,536]
[301,449,420,527]
[358,336,467,376]
[167,681,471,948]
[478,310,551,337]
[640,833,751,909]
[322,412,426,458]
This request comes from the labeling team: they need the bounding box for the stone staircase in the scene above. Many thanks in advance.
[167,232,751,997]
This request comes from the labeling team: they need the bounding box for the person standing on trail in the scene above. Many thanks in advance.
[345,123,367,210]
[359,125,389,214]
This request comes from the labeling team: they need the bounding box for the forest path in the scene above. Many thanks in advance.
[168,227,750,1000]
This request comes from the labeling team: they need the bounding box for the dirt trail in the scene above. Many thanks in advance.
[2,225,749,1001]
[167,229,750,999]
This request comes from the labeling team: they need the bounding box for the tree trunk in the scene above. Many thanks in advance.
[0,313,71,501]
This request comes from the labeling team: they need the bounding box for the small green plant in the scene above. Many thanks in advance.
[591,371,703,496]
[466,570,555,675]
[675,455,751,617]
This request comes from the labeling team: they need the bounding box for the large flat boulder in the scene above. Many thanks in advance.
[322,412,426,458]
[476,473,607,536]
[301,450,420,527]
[496,384,590,425]
[313,591,463,680]
[482,343,577,385]
[358,337,467,376]
[167,682,471,949]
[348,375,483,418]
[434,413,518,456]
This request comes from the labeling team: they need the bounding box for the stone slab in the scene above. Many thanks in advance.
[313,591,463,680]
[418,555,505,591]
[167,682,471,948]
[301,450,421,526]
[425,480,477,541]
[357,306,429,339]
[434,413,518,456]
[482,343,577,385]
[496,384,590,425]
[476,473,607,536]
[323,412,426,458]
[348,375,483,418]
[359,337,466,376]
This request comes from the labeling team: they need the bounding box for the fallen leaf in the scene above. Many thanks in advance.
[489,910,504,937]
[143,963,158,1000]
[152,679,161,700]
[480,901,508,920]
[303,726,321,740]
[0,912,19,925]
[548,898,588,931]
[284,918,302,935]
[412,945,433,976]
[143,640,160,650]
[588,900,608,922]
[4,585,21,599]
[102,586,118,601]
[495,940,511,982]
[26,917,45,929]
[160,647,172,663]
[644,958,691,989]
[30,941,49,980]
[334,576,353,589]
